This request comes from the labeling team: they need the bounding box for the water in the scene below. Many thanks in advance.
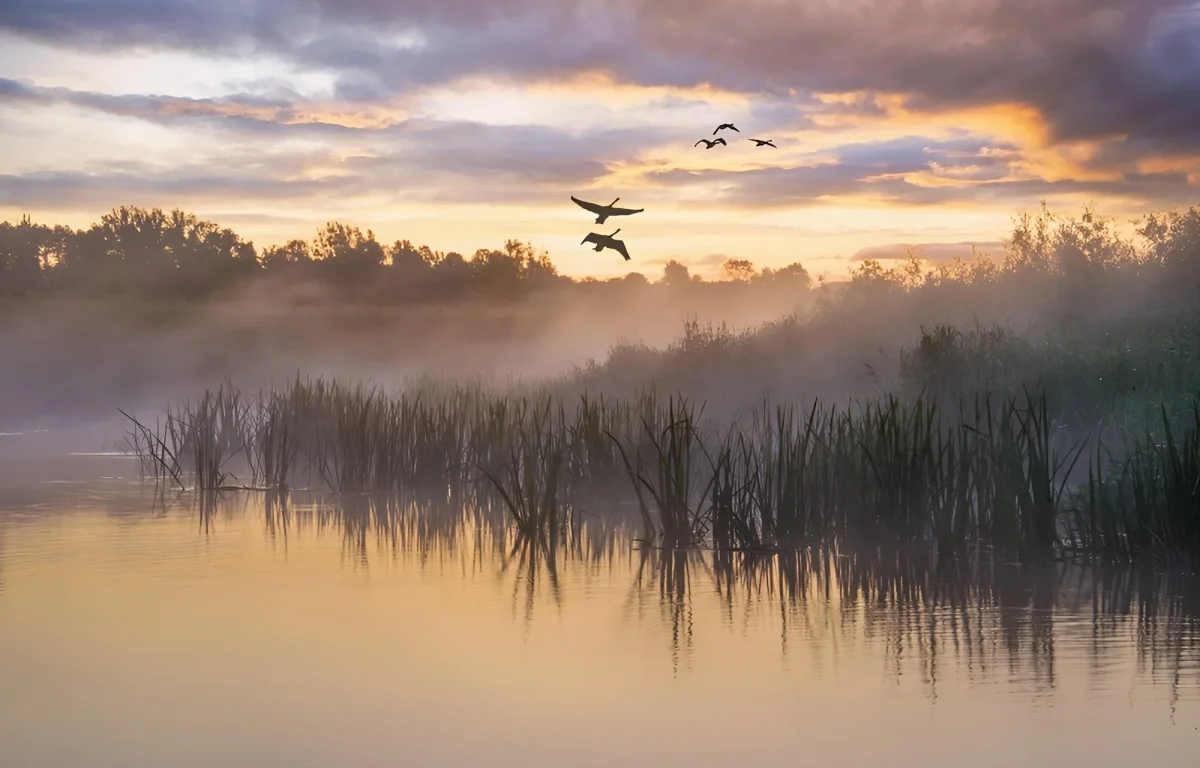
[2,428,1200,767]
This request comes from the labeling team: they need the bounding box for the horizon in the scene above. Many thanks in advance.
[2,1,1198,280]
[7,5,1200,766]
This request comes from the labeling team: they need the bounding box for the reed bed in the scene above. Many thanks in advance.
[124,374,1200,563]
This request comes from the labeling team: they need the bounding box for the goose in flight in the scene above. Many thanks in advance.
[713,123,740,135]
[749,139,777,148]
[581,229,631,261]
[570,196,644,225]
[695,138,727,149]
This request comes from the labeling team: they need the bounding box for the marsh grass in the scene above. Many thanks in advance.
[125,366,1200,563]
[121,382,256,498]
[609,396,716,548]
[1072,399,1200,562]
[479,399,569,543]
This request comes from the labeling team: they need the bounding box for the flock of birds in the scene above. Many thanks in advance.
[572,123,776,262]
[696,122,777,150]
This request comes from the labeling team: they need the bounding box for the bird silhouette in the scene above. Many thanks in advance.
[581,229,630,261]
[749,139,777,148]
[570,196,644,225]
[695,138,727,149]
[713,123,740,135]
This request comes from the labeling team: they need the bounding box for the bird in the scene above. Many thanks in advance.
[570,196,644,225]
[713,123,740,135]
[581,229,631,261]
[695,138,727,149]
[749,139,777,148]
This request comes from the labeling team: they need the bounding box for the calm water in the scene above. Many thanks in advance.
[2,428,1200,767]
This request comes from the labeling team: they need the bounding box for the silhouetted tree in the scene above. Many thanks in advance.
[0,216,50,295]
[313,222,385,288]
[1140,207,1200,301]
[262,239,312,271]
[722,258,756,282]
[430,251,471,298]
[2,201,1198,310]
[758,262,812,290]
[662,259,691,286]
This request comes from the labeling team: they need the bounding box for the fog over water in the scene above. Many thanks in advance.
[4,0,1200,762]
[0,433,1198,767]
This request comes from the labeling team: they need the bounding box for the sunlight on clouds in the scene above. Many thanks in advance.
[0,104,195,172]
[0,31,339,100]
[806,93,1050,153]
[1139,155,1200,175]
[416,74,752,131]
[530,73,752,110]
[797,92,1135,186]
[1,31,1194,281]
[146,98,409,130]
[0,99,373,180]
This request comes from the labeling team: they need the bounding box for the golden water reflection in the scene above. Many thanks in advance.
[1,488,1199,767]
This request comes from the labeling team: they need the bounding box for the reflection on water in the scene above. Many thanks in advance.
[2,484,1200,767]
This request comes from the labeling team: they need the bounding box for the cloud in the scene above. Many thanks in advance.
[0,109,688,209]
[2,0,1199,273]
[0,76,404,135]
[0,167,356,208]
[645,136,996,204]
[5,1,1199,162]
[1,76,710,204]
[644,134,1197,207]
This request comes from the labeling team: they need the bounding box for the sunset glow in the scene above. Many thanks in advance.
[2,1,1198,278]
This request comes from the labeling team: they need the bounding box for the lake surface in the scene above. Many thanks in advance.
[2,426,1200,767]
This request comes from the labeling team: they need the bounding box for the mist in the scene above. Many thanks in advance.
[0,211,817,427]
[2,200,1195,435]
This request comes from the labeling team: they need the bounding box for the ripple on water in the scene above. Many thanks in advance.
[1,486,1200,767]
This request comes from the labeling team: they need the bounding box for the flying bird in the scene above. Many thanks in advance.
[749,139,777,148]
[695,138,727,149]
[713,123,740,135]
[570,196,644,225]
[581,229,631,261]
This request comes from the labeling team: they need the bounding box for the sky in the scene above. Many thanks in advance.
[1,1,1198,279]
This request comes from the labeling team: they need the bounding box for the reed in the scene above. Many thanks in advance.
[1073,398,1200,562]
[479,398,569,544]
[608,395,716,548]
[123,370,1200,562]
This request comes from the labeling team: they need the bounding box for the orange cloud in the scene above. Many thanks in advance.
[525,71,753,108]
[801,91,1130,185]
[153,98,408,130]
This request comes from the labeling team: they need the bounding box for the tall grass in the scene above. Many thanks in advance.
[124,369,1200,562]
[1072,399,1200,562]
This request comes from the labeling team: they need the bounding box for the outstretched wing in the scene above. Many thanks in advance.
[610,238,631,261]
[581,232,602,246]
[695,139,708,147]
[714,137,727,145]
[730,125,740,132]
[571,196,605,214]
[609,206,644,216]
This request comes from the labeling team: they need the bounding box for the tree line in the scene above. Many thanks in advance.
[5,202,1197,306]
[0,206,813,301]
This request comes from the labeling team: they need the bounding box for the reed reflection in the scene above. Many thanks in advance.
[177,488,1200,697]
